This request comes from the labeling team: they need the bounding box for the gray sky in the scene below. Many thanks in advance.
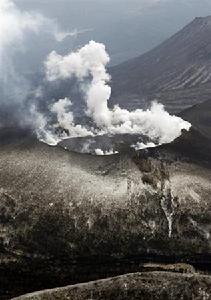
[14,0,211,65]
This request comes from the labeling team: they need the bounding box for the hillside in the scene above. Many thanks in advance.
[180,99,211,139]
[110,16,211,113]
[1,128,211,298]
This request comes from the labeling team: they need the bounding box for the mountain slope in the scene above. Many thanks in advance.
[180,98,211,139]
[110,16,211,113]
[1,128,211,298]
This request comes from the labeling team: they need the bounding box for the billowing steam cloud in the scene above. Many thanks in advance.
[46,41,112,127]
[30,105,58,146]
[0,0,45,116]
[0,0,89,128]
[51,97,93,137]
[43,41,191,148]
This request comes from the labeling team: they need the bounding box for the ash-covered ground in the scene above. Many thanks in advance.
[1,127,211,299]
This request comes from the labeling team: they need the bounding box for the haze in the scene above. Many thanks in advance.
[14,0,211,65]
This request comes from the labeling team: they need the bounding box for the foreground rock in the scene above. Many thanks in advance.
[12,271,211,300]
[1,127,211,299]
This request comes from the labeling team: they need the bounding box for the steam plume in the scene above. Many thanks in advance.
[0,0,89,128]
[46,41,112,127]
[44,41,191,147]
[51,97,93,138]
[0,0,45,117]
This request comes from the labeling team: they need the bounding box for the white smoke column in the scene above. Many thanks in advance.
[51,97,93,138]
[46,41,112,127]
[45,41,191,146]
[30,105,59,146]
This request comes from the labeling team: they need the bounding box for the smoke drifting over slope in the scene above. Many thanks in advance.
[41,41,191,148]
[0,1,191,153]
[0,0,44,125]
[0,0,87,128]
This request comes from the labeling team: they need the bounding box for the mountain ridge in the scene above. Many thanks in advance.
[110,16,211,113]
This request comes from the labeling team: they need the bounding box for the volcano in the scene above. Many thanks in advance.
[110,16,211,113]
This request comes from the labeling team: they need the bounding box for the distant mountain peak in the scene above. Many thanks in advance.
[193,15,211,24]
[110,17,211,113]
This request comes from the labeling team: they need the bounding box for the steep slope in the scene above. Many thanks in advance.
[180,98,211,139]
[110,16,211,113]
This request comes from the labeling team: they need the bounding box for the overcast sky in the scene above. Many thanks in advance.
[14,0,211,65]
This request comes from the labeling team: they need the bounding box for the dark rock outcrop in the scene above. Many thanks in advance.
[12,272,211,300]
